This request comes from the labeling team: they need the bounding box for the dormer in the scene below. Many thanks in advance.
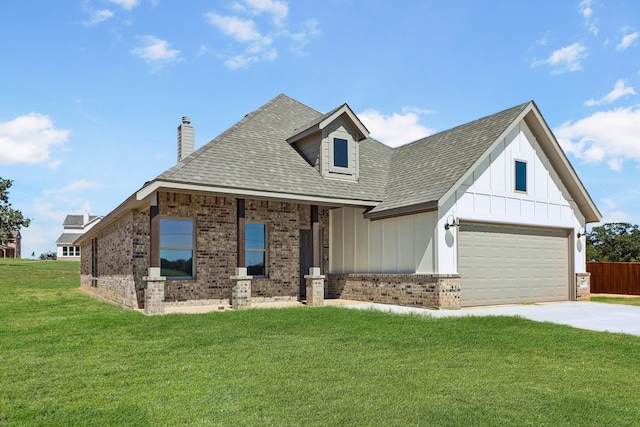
[287,103,368,181]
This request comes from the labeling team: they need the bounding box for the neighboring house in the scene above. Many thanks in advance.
[0,230,21,258]
[56,213,102,260]
[76,94,601,315]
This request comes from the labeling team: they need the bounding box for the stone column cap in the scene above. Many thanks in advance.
[231,275,253,280]
[304,274,326,279]
[143,276,167,282]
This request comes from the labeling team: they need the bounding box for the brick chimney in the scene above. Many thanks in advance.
[177,116,195,162]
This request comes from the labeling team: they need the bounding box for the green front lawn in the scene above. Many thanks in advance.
[1,259,640,426]
[591,295,640,306]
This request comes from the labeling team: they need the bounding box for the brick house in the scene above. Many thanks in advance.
[0,230,21,258]
[76,94,600,315]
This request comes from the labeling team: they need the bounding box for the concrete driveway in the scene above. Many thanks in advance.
[342,301,640,337]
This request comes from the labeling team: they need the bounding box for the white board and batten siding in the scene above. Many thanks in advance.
[433,118,587,306]
[330,208,436,274]
[437,119,586,276]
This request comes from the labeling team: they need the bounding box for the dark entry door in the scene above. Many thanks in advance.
[299,230,312,298]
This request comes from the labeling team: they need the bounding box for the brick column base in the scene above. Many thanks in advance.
[231,268,252,309]
[143,267,166,315]
[304,267,325,307]
[576,272,591,301]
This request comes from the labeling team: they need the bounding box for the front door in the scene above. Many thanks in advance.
[299,230,312,298]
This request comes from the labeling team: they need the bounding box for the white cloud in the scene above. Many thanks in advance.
[596,199,631,224]
[585,80,636,106]
[49,159,63,170]
[0,114,69,165]
[402,106,434,115]
[554,106,640,171]
[207,14,264,43]
[607,158,624,172]
[617,32,639,51]
[358,109,434,148]
[83,9,114,26]
[43,180,100,195]
[232,0,289,27]
[131,36,181,69]
[288,19,320,52]
[205,1,318,69]
[108,0,139,10]
[578,0,598,35]
[601,198,616,210]
[532,42,587,73]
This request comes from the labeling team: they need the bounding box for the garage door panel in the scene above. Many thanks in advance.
[459,223,569,307]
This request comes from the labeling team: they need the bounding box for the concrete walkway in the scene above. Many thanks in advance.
[341,301,640,337]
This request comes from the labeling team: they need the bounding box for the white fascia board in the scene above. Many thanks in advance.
[438,103,534,208]
[286,124,320,144]
[74,193,145,246]
[320,105,370,140]
[136,180,380,208]
[524,106,602,223]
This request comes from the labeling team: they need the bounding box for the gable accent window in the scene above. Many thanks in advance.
[333,138,349,168]
[515,160,527,192]
[160,218,194,279]
[246,223,267,276]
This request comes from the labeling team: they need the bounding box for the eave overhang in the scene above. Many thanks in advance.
[287,103,369,145]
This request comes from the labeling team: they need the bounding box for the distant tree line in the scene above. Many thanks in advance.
[587,222,640,262]
[0,178,30,243]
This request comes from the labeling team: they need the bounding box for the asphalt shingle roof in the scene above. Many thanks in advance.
[156,94,390,203]
[369,101,531,215]
[63,215,99,227]
[56,233,81,244]
[152,94,530,215]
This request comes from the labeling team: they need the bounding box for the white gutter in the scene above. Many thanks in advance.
[136,180,380,208]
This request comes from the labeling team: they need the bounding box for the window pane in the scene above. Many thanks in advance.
[160,249,193,278]
[333,138,348,168]
[246,223,265,249]
[246,251,265,276]
[160,219,193,248]
[515,161,527,192]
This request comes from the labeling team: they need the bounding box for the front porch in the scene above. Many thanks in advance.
[161,298,369,314]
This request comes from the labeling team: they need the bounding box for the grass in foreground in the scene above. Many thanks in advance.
[591,295,640,306]
[1,259,640,426]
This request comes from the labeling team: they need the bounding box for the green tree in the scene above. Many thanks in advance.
[0,178,31,243]
[586,222,640,262]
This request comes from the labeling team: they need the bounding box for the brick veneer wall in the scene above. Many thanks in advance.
[80,191,330,308]
[157,192,329,304]
[328,274,461,309]
[79,211,146,309]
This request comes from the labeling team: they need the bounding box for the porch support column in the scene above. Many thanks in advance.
[237,198,245,268]
[306,204,325,306]
[144,192,166,315]
[149,192,160,269]
[143,274,166,315]
[232,198,252,309]
[311,204,320,269]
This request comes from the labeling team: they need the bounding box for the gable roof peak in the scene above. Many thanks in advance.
[287,101,369,144]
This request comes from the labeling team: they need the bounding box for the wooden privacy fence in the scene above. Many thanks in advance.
[587,262,640,295]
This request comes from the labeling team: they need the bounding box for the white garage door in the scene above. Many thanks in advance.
[458,223,570,307]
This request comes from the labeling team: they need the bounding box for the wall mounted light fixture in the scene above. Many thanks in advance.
[444,215,459,231]
[577,227,587,239]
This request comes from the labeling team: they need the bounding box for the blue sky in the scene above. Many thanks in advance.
[1,0,639,258]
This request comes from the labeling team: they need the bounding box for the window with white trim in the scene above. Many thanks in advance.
[515,160,527,192]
